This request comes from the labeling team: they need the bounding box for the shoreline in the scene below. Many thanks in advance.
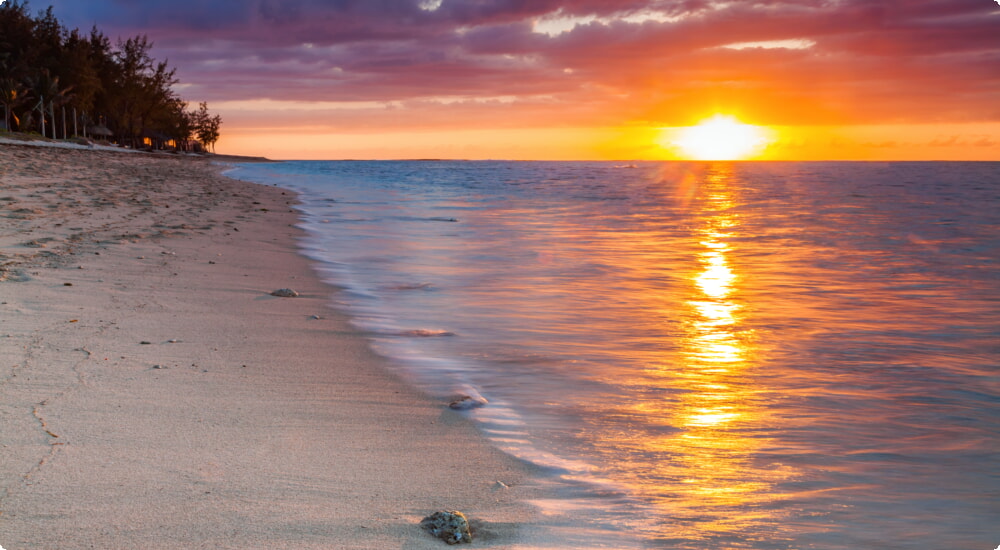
[0,143,543,548]
[0,134,273,163]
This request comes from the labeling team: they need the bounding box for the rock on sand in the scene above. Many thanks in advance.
[420,510,473,544]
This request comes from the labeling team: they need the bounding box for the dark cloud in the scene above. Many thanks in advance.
[36,0,1000,126]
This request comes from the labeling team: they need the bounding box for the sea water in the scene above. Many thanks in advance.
[226,161,999,549]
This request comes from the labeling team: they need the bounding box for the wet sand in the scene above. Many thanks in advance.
[0,143,540,549]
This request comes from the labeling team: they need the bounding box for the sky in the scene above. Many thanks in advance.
[37,0,1000,160]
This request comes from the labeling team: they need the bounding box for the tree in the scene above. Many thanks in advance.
[0,59,26,131]
[57,28,102,118]
[0,1,37,83]
[103,35,179,148]
[24,68,72,137]
[153,96,192,146]
[0,79,24,131]
[191,101,222,152]
[86,26,114,134]
[31,6,64,70]
[0,3,218,147]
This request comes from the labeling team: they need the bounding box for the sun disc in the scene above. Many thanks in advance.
[669,115,770,160]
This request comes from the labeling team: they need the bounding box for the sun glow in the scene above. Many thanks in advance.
[667,115,772,160]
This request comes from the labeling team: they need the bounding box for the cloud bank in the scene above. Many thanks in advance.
[38,0,1000,157]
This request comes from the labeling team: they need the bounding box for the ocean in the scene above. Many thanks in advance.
[226,161,999,549]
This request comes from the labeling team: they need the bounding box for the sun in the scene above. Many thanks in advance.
[665,115,772,160]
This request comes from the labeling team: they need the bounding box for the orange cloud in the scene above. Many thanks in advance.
[44,0,1000,159]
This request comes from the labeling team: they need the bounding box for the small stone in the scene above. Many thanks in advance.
[167,339,180,343]
[420,511,472,545]
[309,315,321,320]
[140,341,152,345]
[270,288,299,297]
[63,282,73,286]
[449,394,488,410]
[152,365,166,369]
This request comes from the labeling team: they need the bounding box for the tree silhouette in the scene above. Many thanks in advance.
[0,0,222,149]
[0,60,25,131]
[24,68,72,137]
[192,101,222,152]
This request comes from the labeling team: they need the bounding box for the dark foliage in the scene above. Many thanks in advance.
[0,1,220,150]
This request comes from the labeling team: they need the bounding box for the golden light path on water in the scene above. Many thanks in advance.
[670,168,766,536]
[603,165,794,543]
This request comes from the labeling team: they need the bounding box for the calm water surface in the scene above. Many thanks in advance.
[228,161,999,549]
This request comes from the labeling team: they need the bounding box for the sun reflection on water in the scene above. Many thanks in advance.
[608,165,790,542]
[661,166,797,544]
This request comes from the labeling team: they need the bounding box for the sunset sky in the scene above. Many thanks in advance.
[41,0,1000,160]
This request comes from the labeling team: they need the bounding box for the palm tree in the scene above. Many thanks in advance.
[0,75,24,132]
[0,56,25,131]
[24,69,73,138]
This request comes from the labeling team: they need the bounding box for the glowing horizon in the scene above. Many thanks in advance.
[215,121,1000,161]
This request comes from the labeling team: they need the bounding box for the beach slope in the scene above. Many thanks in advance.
[0,144,535,549]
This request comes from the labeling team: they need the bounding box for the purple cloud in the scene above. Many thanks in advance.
[34,0,1000,128]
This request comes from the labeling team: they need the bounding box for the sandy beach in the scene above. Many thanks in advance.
[0,144,540,549]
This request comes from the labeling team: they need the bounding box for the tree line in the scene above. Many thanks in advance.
[0,1,221,151]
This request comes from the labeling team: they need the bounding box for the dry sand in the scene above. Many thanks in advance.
[0,144,545,549]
